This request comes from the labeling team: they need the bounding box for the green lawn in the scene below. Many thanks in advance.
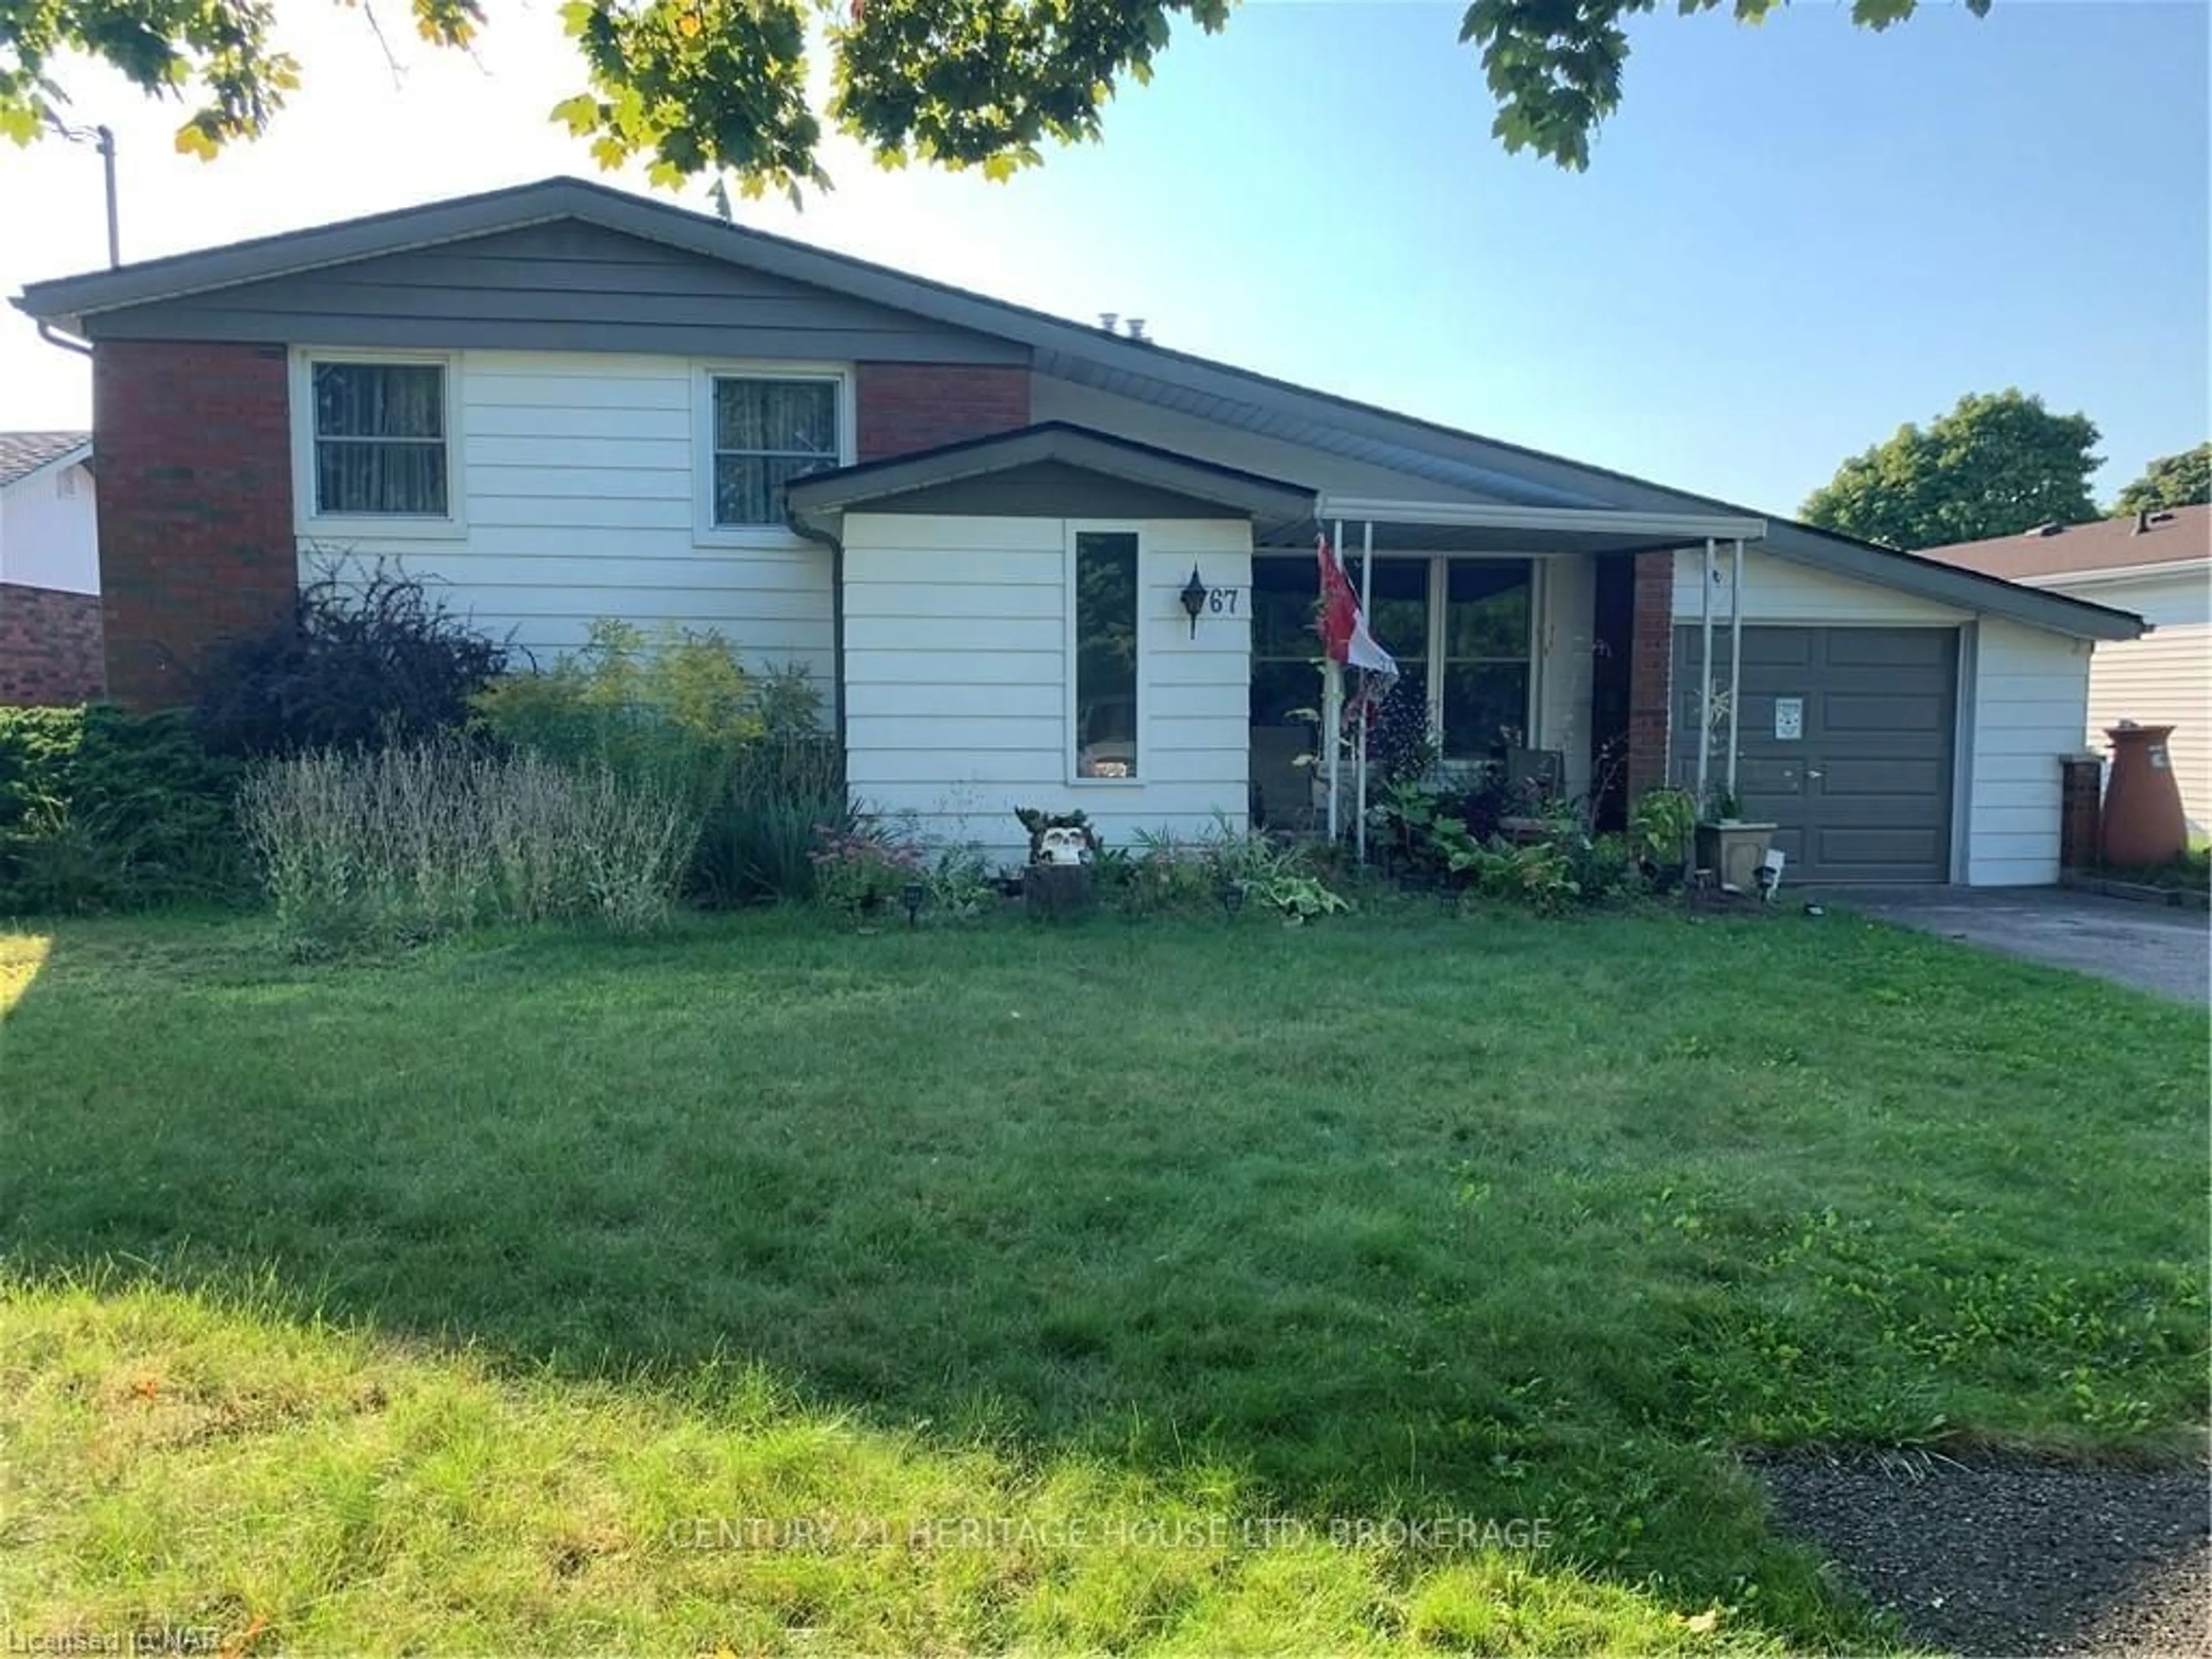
[2,904,2205,1654]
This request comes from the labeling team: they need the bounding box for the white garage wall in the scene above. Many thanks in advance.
[1672,544,1968,626]
[1964,620,2094,887]
[843,512,1252,865]
[292,350,836,691]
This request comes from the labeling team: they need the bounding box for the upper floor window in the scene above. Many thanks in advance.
[710,375,841,527]
[310,361,449,516]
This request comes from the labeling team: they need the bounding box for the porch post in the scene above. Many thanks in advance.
[1726,536,1745,798]
[1697,536,1715,805]
[1355,519,1374,863]
[1326,517,1344,841]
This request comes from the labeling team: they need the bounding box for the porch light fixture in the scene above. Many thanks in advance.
[1179,566,1209,638]
[902,881,926,927]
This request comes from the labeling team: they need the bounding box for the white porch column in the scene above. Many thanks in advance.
[1697,536,1715,804]
[1325,517,1344,841]
[1726,536,1745,798]
[1355,520,1373,862]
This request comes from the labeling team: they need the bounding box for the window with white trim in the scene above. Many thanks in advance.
[708,374,842,527]
[309,360,450,516]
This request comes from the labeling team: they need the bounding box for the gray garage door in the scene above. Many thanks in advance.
[1671,626,1958,884]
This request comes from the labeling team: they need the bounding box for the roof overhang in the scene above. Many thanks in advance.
[1315,495,1766,548]
[786,422,1317,529]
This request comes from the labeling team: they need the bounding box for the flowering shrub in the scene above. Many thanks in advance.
[809,819,926,918]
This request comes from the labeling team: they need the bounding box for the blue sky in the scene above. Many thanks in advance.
[1,0,2204,513]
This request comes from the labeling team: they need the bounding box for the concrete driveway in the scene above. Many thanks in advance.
[1824,886,2209,1005]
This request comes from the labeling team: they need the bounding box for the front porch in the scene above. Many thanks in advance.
[1248,500,1766,843]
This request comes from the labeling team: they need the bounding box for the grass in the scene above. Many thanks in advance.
[1,904,2205,1654]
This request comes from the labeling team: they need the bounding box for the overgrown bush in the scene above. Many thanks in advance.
[238,737,697,952]
[198,562,509,758]
[0,705,244,914]
[471,624,843,906]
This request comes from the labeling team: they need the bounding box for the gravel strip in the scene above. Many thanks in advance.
[1753,1449,2209,1656]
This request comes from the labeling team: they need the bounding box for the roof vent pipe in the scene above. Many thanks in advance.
[1125,317,1147,342]
[2134,509,2152,534]
[1098,312,1118,334]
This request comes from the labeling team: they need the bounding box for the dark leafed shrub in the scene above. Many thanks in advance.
[196,561,509,758]
[0,704,245,914]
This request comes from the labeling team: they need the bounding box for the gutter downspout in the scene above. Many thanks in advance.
[786,507,848,762]
[37,320,93,359]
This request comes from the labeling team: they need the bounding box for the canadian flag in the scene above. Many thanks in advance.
[1316,533,1399,688]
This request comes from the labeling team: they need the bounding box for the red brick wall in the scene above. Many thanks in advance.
[0,583,105,704]
[93,340,296,710]
[1626,551,1675,798]
[855,363,1031,461]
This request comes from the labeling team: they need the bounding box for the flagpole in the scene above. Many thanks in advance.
[1326,519,1344,843]
[1355,520,1373,865]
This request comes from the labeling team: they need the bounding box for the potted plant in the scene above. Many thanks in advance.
[1695,783,1778,895]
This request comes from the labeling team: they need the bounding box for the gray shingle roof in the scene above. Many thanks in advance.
[1920,505,2211,580]
[0,430,90,489]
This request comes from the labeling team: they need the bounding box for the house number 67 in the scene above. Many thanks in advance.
[1207,588,1240,613]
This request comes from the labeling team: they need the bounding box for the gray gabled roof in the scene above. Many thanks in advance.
[13,176,2142,640]
[0,430,90,490]
[786,421,1315,525]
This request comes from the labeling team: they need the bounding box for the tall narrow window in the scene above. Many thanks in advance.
[710,376,840,526]
[312,362,448,516]
[1073,531,1139,779]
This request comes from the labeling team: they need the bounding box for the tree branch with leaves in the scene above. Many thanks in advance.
[3,0,1986,197]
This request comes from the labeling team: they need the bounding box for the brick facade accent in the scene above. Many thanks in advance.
[855,363,1031,461]
[93,340,296,709]
[0,583,105,704]
[1626,550,1675,798]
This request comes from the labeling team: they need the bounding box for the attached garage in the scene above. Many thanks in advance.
[1668,540,2129,887]
[1672,625,1957,884]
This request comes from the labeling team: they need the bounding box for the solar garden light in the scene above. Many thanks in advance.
[1217,879,1244,917]
[902,881,926,927]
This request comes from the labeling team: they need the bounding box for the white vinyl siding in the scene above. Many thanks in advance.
[1672,544,1970,627]
[843,512,1251,863]
[2043,570,2210,835]
[1964,619,2095,887]
[290,350,836,691]
[0,459,98,594]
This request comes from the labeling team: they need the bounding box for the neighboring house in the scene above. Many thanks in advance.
[0,430,101,704]
[13,179,2145,882]
[1922,505,2211,836]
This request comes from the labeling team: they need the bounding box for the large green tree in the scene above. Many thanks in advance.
[2,0,1985,200]
[1800,390,2103,551]
[2112,442,2212,516]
